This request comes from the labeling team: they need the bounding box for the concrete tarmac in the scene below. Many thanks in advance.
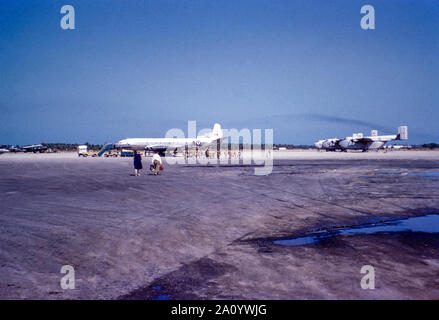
[0,150,438,299]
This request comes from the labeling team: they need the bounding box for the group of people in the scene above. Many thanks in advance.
[133,150,162,176]
[184,148,243,159]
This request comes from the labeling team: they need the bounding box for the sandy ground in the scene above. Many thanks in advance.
[0,150,438,299]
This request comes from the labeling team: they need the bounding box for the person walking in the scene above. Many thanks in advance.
[133,150,143,176]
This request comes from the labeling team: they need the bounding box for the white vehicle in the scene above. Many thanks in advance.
[0,148,10,154]
[315,126,408,152]
[115,123,224,155]
[77,145,88,157]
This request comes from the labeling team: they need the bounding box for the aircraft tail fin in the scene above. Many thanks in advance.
[211,123,223,140]
[397,126,408,140]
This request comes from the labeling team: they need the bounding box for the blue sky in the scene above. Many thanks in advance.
[1,0,438,145]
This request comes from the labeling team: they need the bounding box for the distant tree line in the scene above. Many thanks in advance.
[40,143,104,151]
[274,144,315,149]
[2,142,439,151]
[218,143,314,150]
[421,143,439,149]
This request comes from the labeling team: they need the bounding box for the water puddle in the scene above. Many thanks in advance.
[152,294,170,300]
[405,172,439,177]
[243,170,325,177]
[151,285,169,300]
[273,214,439,246]
[373,171,439,178]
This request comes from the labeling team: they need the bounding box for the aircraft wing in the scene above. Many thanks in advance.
[145,145,169,152]
[353,137,373,143]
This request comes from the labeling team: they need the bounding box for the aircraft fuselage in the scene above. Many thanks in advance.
[315,127,407,152]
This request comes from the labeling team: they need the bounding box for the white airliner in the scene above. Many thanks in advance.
[115,123,224,155]
[315,126,408,151]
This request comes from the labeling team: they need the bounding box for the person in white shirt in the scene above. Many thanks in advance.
[150,152,162,175]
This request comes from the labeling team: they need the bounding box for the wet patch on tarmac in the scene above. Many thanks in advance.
[119,257,238,300]
[239,166,330,177]
[364,170,439,180]
[272,214,439,247]
[376,171,439,176]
